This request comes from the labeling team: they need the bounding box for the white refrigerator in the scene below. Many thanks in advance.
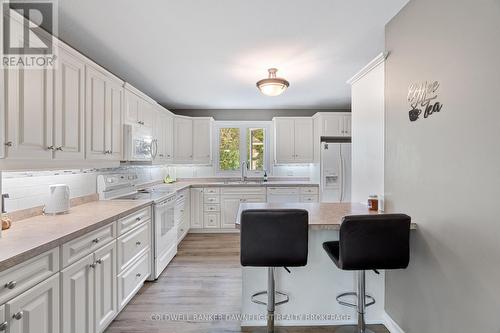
[320,141,351,202]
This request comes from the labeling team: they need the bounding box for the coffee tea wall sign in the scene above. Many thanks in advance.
[407,81,443,122]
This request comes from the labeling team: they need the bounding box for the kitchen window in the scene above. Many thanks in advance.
[215,122,270,176]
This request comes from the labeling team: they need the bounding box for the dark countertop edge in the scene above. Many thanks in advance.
[0,201,152,273]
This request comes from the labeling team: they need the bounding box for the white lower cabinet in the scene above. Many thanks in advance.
[220,194,266,229]
[61,240,117,333]
[5,274,60,333]
[0,305,5,332]
[117,251,149,310]
[94,241,117,333]
[61,254,94,333]
[190,188,204,228]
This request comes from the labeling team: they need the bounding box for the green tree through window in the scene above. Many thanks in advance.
[247,128,264,170]
[219,128,240,170]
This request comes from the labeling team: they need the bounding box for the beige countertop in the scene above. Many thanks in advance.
[148,180,319,191]
[0,200,152,272]
[236,202,417,230]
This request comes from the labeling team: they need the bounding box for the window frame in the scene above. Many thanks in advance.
[214,121,271,177]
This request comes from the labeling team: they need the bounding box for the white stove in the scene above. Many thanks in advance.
[97,174,177,280]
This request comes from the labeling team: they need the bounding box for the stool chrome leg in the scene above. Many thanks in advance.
[335,270,376,333]
[267,267,275,333]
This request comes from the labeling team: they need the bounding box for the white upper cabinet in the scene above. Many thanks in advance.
[173,116,193,163]
[4,64,54,160]
[193,118,212,164]
[320,113,351,137]
[54,46,85,160]
[274,117,313,164]
[293,118,314,162]
[152,105,174,163]
[124,84,154,129]
[85,64,124,161]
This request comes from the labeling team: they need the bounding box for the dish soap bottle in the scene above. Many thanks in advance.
[263,170,268,182]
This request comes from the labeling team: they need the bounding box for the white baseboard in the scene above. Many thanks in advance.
[383,312,405,333]
[241,318,384,327]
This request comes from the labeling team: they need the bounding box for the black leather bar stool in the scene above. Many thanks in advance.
[323,214,411,333]
[240,209,309,333]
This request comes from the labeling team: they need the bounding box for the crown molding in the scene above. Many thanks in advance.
[347,52,389,85]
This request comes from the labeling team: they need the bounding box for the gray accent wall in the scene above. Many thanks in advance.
[384,0,500,332]
[171,109,350,121]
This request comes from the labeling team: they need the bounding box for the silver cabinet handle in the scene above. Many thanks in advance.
[5,280,16,289]
[13,311,23,320]
[89,263,96,268]
[136,273,142,278]
[96,258,103,264]
[0,321,8,330]
[136,217,142,222]
[92,238,100,244]
[56,146,63,151]
[136,241,141,246]
[4,141,12,147]
[47,145,54,150]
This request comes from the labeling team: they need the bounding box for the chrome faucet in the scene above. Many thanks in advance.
[241,161,247,182]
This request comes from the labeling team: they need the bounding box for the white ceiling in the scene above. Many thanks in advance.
[58,0,408,109]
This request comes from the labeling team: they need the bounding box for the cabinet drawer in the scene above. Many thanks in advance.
[204,195,220,204]
[300,187,319,195]
[117,222,150,273]
[204,204,220,212]
[0,248,59,305]
[117,206,151,235]
[203,187,219,195]
[176,189,189,201]
[61,222,116,268]
[267,187,300,195]
[117,251,150,310]
[300,195,319,203]
[177,221,188,241]
[203,213,220,229]
[221,187,266,195]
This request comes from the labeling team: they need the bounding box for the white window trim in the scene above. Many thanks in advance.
[214,121,271,177]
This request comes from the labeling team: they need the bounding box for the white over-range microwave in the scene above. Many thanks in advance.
[123,124,156,161]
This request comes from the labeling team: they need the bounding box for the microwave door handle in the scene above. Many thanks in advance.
[152,139,158,160]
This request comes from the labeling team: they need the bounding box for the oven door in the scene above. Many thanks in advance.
[154,197,177,278]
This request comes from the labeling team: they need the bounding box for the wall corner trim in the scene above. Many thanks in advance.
[383,312,406,333]
[346,52,389,85]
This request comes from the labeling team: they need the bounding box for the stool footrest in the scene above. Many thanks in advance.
[336,292,376,309]
[251,290,289,306]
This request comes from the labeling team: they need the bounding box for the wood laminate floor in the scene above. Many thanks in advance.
[105,233,389,333]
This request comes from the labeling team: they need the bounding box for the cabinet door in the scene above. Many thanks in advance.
[85,66,108,159]
[54,48,85,160]
[220,196,242,229]
[294,118,313,162]
[124,90,139,124]
[183,191,191,229]
[139,101,153,128]
[6,274,60,333]
[164,114,174,160]
[5,66,53,159]
[193,119,211,163]
[322,114,344,137]
[274,118,295,163]
[0,304,6,332]
[61,254,94,333]
[190,188,204,228]
[94,240,117,333]
[343,115,351,137]
[173,117,193,162]
[106,80,123,160]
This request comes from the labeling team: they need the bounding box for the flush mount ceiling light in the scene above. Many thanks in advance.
[256,68,290,97]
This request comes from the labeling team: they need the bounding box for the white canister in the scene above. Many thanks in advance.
[44,184,70,215]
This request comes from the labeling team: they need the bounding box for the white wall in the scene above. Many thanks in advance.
[384,1,500,332]
[350,57,385,204]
